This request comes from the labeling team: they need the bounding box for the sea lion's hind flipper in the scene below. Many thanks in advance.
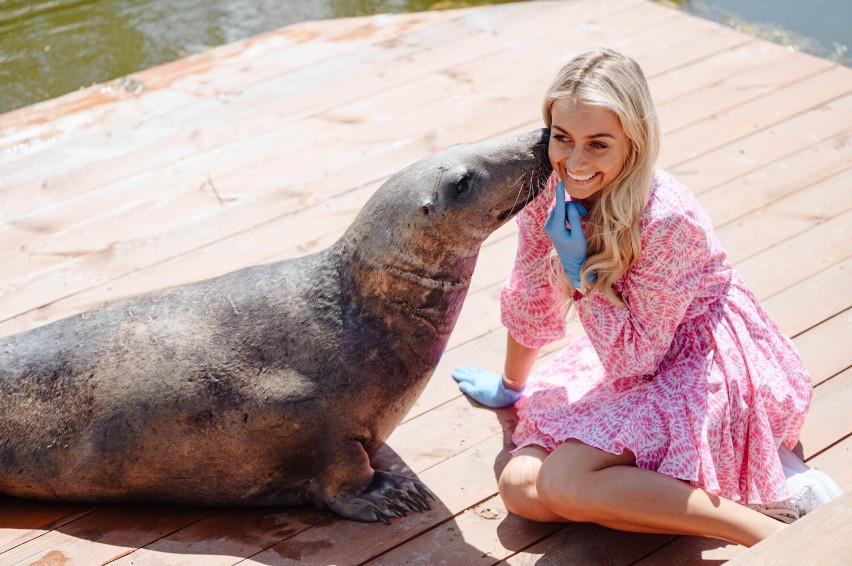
[324,470,435,523]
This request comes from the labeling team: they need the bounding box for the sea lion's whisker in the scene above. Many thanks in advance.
[508,170,530,212]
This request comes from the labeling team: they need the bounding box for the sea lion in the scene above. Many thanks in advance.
[0,128,551,522]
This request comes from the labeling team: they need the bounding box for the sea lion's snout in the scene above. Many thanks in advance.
[534,127,551,164]
[494,128,553,222]
[520,127,552,177]
[531,126,553,184]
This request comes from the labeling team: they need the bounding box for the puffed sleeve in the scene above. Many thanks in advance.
[575,209,711,378]
[500,173,568,349]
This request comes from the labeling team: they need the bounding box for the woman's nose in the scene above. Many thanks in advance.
[566,148,586,169]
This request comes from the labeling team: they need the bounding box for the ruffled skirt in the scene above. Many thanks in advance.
[512,285,812,505]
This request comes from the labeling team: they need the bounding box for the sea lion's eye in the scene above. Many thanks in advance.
[453,172,473,197]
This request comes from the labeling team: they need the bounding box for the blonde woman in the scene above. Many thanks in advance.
[452,47,841,546]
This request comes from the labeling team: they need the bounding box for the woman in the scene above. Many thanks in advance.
[452,47,841,547]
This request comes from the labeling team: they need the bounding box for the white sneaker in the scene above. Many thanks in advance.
[750,445,843,524]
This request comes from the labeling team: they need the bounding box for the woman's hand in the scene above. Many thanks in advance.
[451,366,524,408]
[544,180,588,288]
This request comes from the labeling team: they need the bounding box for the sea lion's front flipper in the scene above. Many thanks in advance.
[325,470,435,523]
[314,439,435,523]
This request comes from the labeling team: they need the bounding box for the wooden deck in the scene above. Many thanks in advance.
[1,0,850,563]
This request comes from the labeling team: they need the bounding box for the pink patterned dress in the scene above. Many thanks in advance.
[502,170,812,505]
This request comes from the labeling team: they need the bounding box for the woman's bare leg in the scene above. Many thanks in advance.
[499,445,565,522]
[535,440,785,547]
[499,445,701,529]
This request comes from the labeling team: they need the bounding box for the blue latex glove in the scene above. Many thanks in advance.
[544,181,588,288]
[451,366,523,408]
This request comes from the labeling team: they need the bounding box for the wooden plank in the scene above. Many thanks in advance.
[0,505,211,565]
[364,494,562,565]
[0,191,373,334]
[810,435,852,490]
[0,499,97,555]
[631,537,743,565]
[725,491,852,566]
[762,257,852,338]
[657,46,833,135]
[669,91,852,194]
[715,164,852,264]
[736,209,852,299]
[626,15,751,79]
[650,37,762,103]
[792,309,852,387]
[799,367,852,460]
[660,62,846,165]
[697,127,852,228]
[502,524,673,565]
[106,507,328,566]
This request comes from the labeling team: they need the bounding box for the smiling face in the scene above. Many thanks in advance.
[548,98,630,203]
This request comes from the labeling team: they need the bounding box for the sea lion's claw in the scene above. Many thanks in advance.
[405,487,432,510]
[412,494,431,511]
[375,510,392,524]
[397,493,422,511]
[325,470,435,522]
[324,494,394,523]
[417,484,437,502]
[387,502,408,517]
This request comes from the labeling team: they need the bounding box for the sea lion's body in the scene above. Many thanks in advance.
[0,129,551,521]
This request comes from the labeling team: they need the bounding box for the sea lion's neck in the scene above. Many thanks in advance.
[333,237,477,337]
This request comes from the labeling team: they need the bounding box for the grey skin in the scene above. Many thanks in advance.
[0,128,551,523]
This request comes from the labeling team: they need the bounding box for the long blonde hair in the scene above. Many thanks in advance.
[542,48,660,306]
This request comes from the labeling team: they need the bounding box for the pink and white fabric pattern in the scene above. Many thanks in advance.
[502,170,812,505]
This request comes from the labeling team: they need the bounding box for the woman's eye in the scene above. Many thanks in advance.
[590,141,608,150]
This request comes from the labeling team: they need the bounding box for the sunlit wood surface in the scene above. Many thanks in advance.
[1,0,850,564]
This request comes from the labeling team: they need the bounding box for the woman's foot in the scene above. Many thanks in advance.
[750,445,843,523]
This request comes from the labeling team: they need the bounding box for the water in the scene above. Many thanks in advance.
[1,0,850,115]
[658,0,851,64]
[0,0,523,114]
